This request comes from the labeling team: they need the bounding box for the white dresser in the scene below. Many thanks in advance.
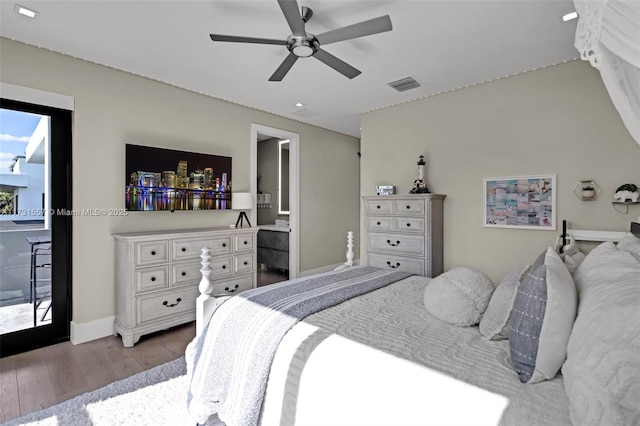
[113,226,258,347]
[363,194,445,277]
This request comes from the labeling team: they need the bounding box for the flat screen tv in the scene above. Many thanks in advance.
[125,144,232,211]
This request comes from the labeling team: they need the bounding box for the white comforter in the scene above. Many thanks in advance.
[258,275,571,426]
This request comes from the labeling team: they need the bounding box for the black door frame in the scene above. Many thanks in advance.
[0,98,72,357]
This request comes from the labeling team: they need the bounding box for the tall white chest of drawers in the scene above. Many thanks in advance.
[363,194,445,277]
[113,227,258,347]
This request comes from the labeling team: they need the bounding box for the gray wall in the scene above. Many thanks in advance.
[0,38,360,328]
[361,60,640,283]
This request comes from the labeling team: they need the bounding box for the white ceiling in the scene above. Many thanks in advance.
[0,1,580,138]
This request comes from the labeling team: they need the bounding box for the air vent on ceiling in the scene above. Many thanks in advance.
[291,108,319,118]
[388,76,421,92]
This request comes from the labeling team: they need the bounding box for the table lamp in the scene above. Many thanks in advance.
[233,192,253,228]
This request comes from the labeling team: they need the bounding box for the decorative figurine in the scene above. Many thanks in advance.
[614,183,639,203]
[409,155,430,194]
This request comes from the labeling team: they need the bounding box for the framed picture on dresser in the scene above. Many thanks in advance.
[483,174,556,230]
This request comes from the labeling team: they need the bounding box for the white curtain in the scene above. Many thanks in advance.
[573,0,640,146]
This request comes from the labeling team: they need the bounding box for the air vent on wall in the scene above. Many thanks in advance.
[388,76,421,92]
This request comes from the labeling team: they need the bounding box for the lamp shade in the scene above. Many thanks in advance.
[233,192,253,210]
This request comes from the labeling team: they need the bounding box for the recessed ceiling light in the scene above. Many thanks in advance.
[562,11,578,22]
[295,102,304,108]
[14,4,38,18]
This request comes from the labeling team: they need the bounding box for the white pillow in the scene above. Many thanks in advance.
[508,248,577,383]
[423,267,494,326]
[562,242,640,426]
[617,232,640,261]
[479,267,526,340]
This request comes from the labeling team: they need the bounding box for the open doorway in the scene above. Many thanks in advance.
[0,94,73,357]
[250,124,299,286]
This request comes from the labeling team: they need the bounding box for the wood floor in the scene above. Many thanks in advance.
[0,321,195,423]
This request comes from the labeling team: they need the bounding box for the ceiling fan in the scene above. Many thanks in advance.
[209,0,393,81]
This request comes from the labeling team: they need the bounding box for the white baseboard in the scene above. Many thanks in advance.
[300,259,361,277]
[70,315,115,345]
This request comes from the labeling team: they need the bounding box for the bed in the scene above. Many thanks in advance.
[186,222,640,426]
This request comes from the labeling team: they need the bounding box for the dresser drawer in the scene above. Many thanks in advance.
[368,233,425,256]
[234,234,255,252]
[367,216,393,231]
[171,260,202,286]
[135,241,169,266]
[393,199,425,215]
[234,253,254,273]
[135,266,169,293]
[368,253,425,275]
[366,199,393,215]
[209,255,232,279]
[136,286,199,325]
[172,236,231,261]
[211,274,255,297]
[393,217,425,233]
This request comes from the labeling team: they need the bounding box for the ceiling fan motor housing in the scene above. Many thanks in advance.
[287,34,319,58]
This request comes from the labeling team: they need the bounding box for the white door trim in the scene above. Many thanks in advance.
[1,82,75,110]
[250,123,300,279]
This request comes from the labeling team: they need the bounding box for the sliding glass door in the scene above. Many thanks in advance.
[0,98,72,357]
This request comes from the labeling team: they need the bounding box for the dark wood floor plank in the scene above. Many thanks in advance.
[0,357,20,422]
[17,378,57,416]
[162,322,196,356]
[110,354,145,380]
[13,348,49,385]
[72,340,119,390]
[44,342,89,397]
[129,332,178,370]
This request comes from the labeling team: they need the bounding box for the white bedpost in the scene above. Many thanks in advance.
[335,231,356,271]
[196,247,215,336]
[345,231,354,267]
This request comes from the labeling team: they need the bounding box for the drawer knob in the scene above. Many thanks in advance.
[406,205,410,209]
[244,261,248,266]
[162,298,182,308]
[181,247,186,252]
[181,271,186,276]
[387,261,401,269]
[406,223,411,227]
[377,205,381,209]
[151,276,156,282]
[222,243,227,248]
[386,239,401,247]
[222,265,227,269]
[225,284,240,293]
[151,250,156,256]
[377,221,381,225]
[244,241,248,245]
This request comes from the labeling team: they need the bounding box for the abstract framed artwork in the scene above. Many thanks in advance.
[483,175,556,230]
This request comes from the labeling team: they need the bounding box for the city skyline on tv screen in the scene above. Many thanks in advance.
[125,144,232,211]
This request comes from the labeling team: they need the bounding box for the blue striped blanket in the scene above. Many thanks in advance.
[186,266,411,426]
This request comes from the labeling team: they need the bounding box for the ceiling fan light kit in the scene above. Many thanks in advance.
[209,0,393,81]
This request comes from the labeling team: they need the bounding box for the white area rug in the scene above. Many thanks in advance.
[2,356,221,426]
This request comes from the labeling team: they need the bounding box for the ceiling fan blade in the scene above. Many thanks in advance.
[278,0,306,36]
[210,34,287,45]
[316,15,392,45]
[269,53,299,81]
[313,49,361,79]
